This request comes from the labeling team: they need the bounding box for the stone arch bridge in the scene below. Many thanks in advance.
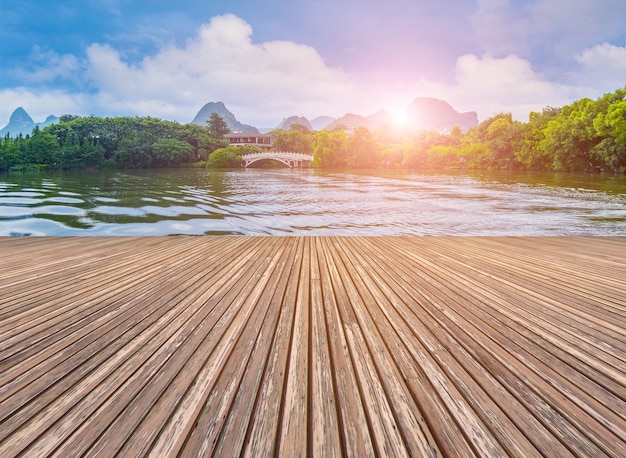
[241,151,313,168]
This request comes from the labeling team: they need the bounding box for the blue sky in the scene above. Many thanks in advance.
[1,0,625,127]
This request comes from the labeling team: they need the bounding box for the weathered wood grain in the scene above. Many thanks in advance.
[0,236,624,457]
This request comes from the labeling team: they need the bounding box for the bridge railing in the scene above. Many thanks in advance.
[241,151,313,161]
[240,151,314,168]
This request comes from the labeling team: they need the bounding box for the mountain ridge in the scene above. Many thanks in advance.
[325,110,393,131]
[0,107,59,137]
[406,97,478,132]
[190,102,258,133]
[2,98,479,138]
[277,116,313,131]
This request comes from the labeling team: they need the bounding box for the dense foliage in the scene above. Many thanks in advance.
[1,86,625,173]
[206,145,249,168]
[309,87,626,173]
[0,115,226,171]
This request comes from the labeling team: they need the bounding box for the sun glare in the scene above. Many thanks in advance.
[391,109,408,127]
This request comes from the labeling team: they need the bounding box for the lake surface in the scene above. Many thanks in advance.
[1,168,626,236]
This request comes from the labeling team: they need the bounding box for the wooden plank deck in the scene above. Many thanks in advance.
[0,236,625,457]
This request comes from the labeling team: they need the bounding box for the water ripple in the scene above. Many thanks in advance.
[1,169,625,236]
[0,197,41,205]
[46,196,84,204]
[34,205,86,216]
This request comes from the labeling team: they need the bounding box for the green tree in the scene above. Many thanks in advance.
[379,144,405,168]
[598,98,626,146]
[0,135,21,170]
[207,113,230,139]
[207,146,242,168]
[312,130,348,168]
[516,107,560,170]
[449,126,463,145]
[80,139,106,168]
[456,143,490,168]
[59,114,81,123]
[464,113,523,169]
[60,130,84,169]
[272,126,312,154]
[288,123,311,134]
[542,96,614,171]
[592,91,626,172]
[402,130,460,169]
[180,124,221,160]
[113,133,154,168]
[152,138,195,167]
[346,127,380,168]
[23,126,60,166]
[590,137,626,173]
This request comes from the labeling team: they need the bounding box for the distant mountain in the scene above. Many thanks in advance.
[405,97,478,132]
[1,98,478,139]
[277,116,313,131]
[325,110,392,131]
[310,116,335,131]
[367,110,393,127]
[274,115,335,131]
[321,99,478,133]
[0,107,59,137]
[191,102,258,133]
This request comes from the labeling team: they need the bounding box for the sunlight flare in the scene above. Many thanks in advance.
[390,106,409,126]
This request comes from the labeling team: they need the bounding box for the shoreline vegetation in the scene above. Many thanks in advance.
[1,86,625,174]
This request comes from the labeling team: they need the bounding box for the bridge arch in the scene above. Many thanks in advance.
[241,151,313,168]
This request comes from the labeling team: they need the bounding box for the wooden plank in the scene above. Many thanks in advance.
[205,237,300,455]
[0,236,624,457]
[324,237,438,457]
[308,237,343,456]
[117,237,286,456]
[7,239,257,456]
[333,237,507,456]
[50,237,268,456]
[241,237,306,456]
[0,237,206,373]
[349,237,586,456]
[144,237,289,456]
[276,236,311,457]
[316,237,376,457]
[373,236,626,456]
[406,237,626,403]
[184,237,295,456]
[0,238,236,408]
[0,237,248,452]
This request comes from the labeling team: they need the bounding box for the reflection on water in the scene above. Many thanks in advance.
[1,168,625,236]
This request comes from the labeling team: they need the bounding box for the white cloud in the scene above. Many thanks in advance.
[471,0,626,73]
[574,43,626,95]
[15,47,82,85]
[462,1,626,120]
[408,53,578,122]
[83,14,356,125]
[0,88,85,122]
[1,14,358,127]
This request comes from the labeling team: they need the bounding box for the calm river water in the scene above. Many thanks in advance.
[1,168,625,236]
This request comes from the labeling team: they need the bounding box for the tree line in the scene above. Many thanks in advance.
[1,86,625,173]
[305,86,625,173]
[0,114,227,171]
